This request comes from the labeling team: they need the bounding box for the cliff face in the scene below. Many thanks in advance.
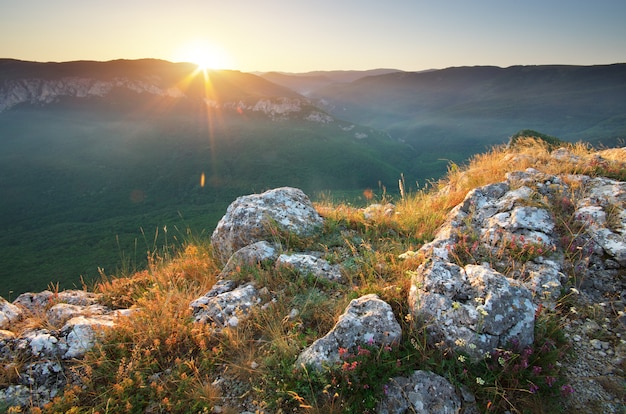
[0,59,334,123]
[0,77,185,112]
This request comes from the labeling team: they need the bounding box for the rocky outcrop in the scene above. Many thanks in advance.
[296,294,402,370]
[0,290,131,408]
[0,77,184,112]
[210,187,323,263]
[408,168,626,358]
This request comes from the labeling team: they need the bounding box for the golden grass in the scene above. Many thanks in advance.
[38,137,625,413]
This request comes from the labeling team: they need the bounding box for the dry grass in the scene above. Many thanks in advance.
[36,138,625,413]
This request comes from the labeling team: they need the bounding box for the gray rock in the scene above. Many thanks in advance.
[276,253,342,281]
[363,203,395,220]
[410,261,535,358]
[13,289,101,313]
[62,315,117,359]
[211,187,323,263]
[296,294,401,370]
[377,370,462,414]
[218,241,279,279]
[0,297,22,329]
[190,283,260,327]
[16,329,65,358]
[46,303,108,327]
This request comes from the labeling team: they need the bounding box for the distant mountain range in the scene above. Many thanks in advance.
[1,59,625,296]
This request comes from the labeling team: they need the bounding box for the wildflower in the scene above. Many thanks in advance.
[383,384,389,395]
[405,313,413,322]
[455,338,467,347]
[498,357,506,366]
[476,377,485,385]
[532,366,542,375]
[468,343,476,350]
[529,383,539,394]
[476,305,489,316]
[452,301,461,310]
[560,384,575,396]
[338,347,348,358]
[545,376,556,387]
[474,297,484,304]
[458,355,466,363]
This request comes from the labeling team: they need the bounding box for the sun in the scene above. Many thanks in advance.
[174,41,232,70]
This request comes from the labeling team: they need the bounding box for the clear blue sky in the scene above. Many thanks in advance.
[1,0,625,72]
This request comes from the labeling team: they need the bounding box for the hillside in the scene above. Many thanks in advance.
[0,139,624,413]
[0,59,414,297]
[309,64,626,168]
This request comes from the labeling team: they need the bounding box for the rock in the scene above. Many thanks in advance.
[410,261,535,358]
[0,289,131,411]
[363,203,395,220]
[190,283,260,327]
[46,303,108,327]
[13,289,101,313]
[377,370,462,414]
[12,290,56,311]
[574,177,626,266]
[62,315,117,359]
[0,385,33,409]
[0,297,22,329]
[211,187,323,263]
[276,253,342,281]
[17,329,65,358]
[296,294,401,370]
[218,241,279,279]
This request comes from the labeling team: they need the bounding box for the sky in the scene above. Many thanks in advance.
[1,0,625,73]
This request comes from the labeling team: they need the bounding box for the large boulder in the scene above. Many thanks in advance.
[296,294,401,370]
[410,261,535,359]
[211,187,323,263]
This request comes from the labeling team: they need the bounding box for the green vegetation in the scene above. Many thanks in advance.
[0,103,414,297]
[26,139,623,413]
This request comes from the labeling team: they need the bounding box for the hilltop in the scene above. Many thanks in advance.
[1,138,625,413]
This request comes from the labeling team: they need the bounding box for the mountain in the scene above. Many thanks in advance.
[258,68,403,95]
[0,59,414,297]
[309,64,626,171]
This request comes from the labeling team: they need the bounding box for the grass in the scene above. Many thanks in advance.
[5,138,624,413]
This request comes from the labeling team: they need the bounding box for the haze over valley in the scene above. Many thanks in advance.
[1,59,625,297]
